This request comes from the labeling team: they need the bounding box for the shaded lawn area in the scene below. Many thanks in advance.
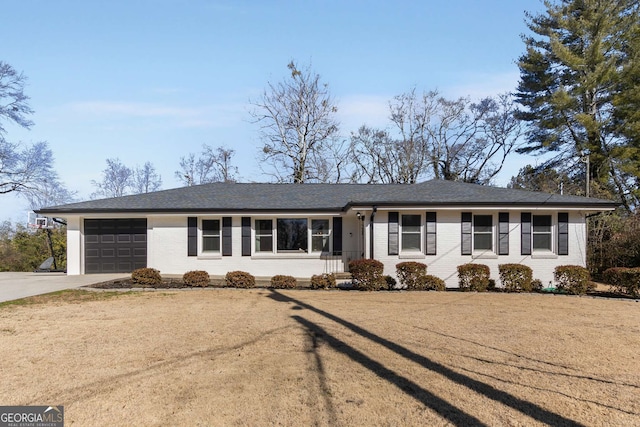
[0,289,638,426]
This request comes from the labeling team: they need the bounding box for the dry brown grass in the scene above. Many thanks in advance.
[0,289,638,426]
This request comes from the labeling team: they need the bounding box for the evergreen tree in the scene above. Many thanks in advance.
[515,0,640,209]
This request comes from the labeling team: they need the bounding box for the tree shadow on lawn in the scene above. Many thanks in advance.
[269,290,584,427]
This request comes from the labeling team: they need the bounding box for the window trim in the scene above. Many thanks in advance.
[473,214,494,253]
[254,219,274,253]
[200,218,221,255]
[532,214,553,253]
[252,216,333,256]
[311,218,331,253]
[400,213,423,253]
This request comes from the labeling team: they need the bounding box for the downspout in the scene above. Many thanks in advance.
[369,206,377,259]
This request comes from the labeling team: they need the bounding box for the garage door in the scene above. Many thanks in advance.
[84,219,147,273]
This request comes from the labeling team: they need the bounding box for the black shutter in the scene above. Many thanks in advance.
[332,217,342,255]
[241,217,251,256]
[187,217,197,256]
[388,212,399,255]
[558,212,569,255]
[222,217,232,256]
[425,212,437,255]
[461,212,472,255]
[521,212,532,255]
[498,212,509,255]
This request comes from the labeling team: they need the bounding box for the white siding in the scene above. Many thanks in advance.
[66,216,82,275]
[374,209,586,288]
[65,209,589,287]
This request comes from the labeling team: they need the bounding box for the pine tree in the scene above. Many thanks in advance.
[515,0,640,209]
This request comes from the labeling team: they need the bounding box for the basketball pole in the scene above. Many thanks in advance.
[45,228,58,271]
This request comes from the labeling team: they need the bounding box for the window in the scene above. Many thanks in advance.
[401,214,421,251]
[311,219,330,252]
[473,215,493,251]
[533,215,552,251]
[277,218,308,252]
[255,220,273,252]
[202,219,220,253]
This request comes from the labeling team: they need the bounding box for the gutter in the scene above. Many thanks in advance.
[369,206,377,259]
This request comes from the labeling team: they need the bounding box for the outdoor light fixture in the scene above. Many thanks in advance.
[356,212,362,219]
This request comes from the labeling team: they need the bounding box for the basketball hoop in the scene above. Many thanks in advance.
[26,212,54,230]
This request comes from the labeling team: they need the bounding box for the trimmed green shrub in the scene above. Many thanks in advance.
[396,262,428,290]
[349,259,386,291]
[270,275,297,289]
[602,267,640,297]
[131,267,162,287]
[554,265,590,295]
[225,271,255,288]
[457,263,490,292]
[310,273,336,289]
[424,275,446,291]
[183,270,210,287]
[499,264,533,292]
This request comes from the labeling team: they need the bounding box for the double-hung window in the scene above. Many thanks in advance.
[401,214,422,251]
[311,219,330,253]
[255,219,273,252]
[532,215,552,251]
[202,219,220,253]
[473,215,493,251]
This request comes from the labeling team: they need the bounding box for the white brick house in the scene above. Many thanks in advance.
[37,180,617,288]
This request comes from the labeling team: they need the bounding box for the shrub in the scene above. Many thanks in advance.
[310,273,337,289]
[225,271,255,288]
[602,267,640,297]
[424,275,446,291]
[131,267,162,287]
[396,262,428,290]
[554,265,590,295]
[457,263,490,292]
[183,270,210,287]
[349,259,386,291]
[270,275,297,289]
[531,279,543,291]
[385,275,397,290]
[498,264,533,292]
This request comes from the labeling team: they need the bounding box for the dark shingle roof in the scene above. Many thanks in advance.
[36,180,618,215]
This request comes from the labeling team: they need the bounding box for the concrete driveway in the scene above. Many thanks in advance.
[0,272,128,303]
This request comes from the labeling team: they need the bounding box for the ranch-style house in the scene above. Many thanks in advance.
[37,180,617,288]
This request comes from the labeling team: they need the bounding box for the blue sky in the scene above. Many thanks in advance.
[1,0,547,222]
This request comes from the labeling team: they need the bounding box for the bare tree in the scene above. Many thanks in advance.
[91,158,133,199]
[92,158,163,198]
[348,89,522,185]
[425,92,522,184]
[132,162,162,194]
[0,62,69,202]
[251,61,339,183]
[175,144,238,186]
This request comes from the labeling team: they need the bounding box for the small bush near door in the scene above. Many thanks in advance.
[310,273,336,289]
[131,268,162,287]
[457,263,490,292]
[183,270,210,287]
[499,264,533,292]
[349,259,386,291]
[270,275,297,289]
[554,265,590,295]
[225,271,255,288]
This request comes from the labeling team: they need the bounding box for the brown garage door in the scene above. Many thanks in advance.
[84,219,147,273]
